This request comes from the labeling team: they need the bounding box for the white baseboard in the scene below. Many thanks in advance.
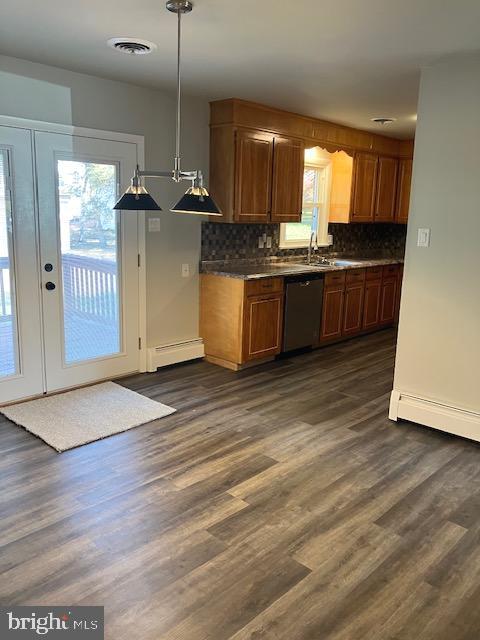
[390,389,480,442]
[146,338,204,372]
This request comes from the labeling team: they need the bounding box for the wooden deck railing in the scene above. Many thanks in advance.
[62,253,118,322]
[0,254,118,323]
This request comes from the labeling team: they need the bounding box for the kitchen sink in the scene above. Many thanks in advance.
[327,259,364,267]
[296,258,364,268]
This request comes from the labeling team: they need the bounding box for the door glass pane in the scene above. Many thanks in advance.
[57,159,121,364]
[0,150,19,377]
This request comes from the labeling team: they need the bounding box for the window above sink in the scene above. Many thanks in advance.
[279,147,353,249]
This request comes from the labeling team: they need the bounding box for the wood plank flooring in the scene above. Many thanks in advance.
[1,329,480,639]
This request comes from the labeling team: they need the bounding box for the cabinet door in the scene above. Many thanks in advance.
[270,137,305,223]
[234,129,274,223]
[363,279,382,330]
[395,265,404,323]
[243,294,283,361]
[320,286,344,342]
[350,152,378,222]
[343,282,365,336]
[375,156,398,222]
[379,277,398,325]
[396,158,413,224]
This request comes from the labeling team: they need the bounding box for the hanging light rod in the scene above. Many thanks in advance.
[114,0,221,216]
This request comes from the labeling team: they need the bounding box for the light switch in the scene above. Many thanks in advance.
[181,263,190,277]
[148,217,161,232]
[417,228,430,247]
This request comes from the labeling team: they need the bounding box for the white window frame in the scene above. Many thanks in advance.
[279,159,332,249]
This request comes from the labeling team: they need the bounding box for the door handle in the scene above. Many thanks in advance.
[45,282,56,291]
[44,263,53,272]
[300,281,311,287]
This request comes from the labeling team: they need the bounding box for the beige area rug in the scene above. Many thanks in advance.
[0,381,176,452]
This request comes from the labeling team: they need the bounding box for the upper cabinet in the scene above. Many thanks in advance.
[271,137,305,223]
[350,152,378,222]
[396,158,413,224]
[210,125,304,223]
[234,130,274,223]
[209,99,413,224]
[375,156,399,222]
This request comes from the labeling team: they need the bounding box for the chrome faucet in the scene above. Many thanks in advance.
[307,231,317,265]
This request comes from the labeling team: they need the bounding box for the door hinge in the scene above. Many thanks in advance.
[137,253,141,267]
[138,337,142,350]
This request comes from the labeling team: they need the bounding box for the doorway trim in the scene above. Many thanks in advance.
[0,114,147,373]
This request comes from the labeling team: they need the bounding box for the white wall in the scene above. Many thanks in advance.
[392,53,480,435]
[0,54,209,349]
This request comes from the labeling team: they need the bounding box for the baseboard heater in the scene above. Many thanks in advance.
[390,389,480,443]
[147,338,205,372]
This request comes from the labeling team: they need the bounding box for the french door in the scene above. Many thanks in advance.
[0,124,143,404]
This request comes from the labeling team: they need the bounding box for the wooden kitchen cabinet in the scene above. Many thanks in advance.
[343,270,366,335]
[375,156,398,222]
[200,274,284,370]
[350,152,378,222]
[271,136,305,222]
[320,287,344,342]
[379,265,399,325]
[210,124,304,223]
[319,265,400,344]
[363,267,383,330]
[210,99,413,224]
[243,294,283,360]
[320,272,346,342]
[396,158,413,223]
[234,129,274,223]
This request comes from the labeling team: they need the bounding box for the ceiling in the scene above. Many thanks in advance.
[1,0,480,138]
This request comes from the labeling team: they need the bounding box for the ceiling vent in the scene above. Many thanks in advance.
[107,37,157,55]
[371,117,396,125]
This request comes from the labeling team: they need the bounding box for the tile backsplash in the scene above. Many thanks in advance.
[201,222,407,261]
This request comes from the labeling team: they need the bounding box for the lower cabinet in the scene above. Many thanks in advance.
[363,266,383,330]
[343,270,366,335]
[379,265,399,325]
[243,294,283,361]
[200,265,402,371]
[200,274,284,370]
[320,264,401,344]
[320,273,345,342]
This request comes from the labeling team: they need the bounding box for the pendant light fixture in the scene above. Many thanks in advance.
[113,0,221,216]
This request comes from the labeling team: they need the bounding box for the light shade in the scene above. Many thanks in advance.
[113,185,161,211]
[170,186,222,216]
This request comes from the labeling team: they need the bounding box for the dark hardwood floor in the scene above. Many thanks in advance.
[1,329,480,639]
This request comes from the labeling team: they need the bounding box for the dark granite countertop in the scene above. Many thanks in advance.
[200,256,403,280]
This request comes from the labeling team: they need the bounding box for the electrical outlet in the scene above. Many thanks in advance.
[148,217,161,232]
[417,228,430,247]
[181,263,190,277]
[266,236,272,249]
[258,236,265,249]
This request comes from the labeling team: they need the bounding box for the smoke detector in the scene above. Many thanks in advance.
[107,37,157,55]
[371,117,396,125]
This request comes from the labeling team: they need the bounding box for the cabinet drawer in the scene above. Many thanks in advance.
[325,271,346,287]
[245,277,283,297]
[366,266,383,281]
[383,264,400,278]
[346,268,366,284]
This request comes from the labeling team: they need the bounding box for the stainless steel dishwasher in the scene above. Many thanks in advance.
[282,273,324,352]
